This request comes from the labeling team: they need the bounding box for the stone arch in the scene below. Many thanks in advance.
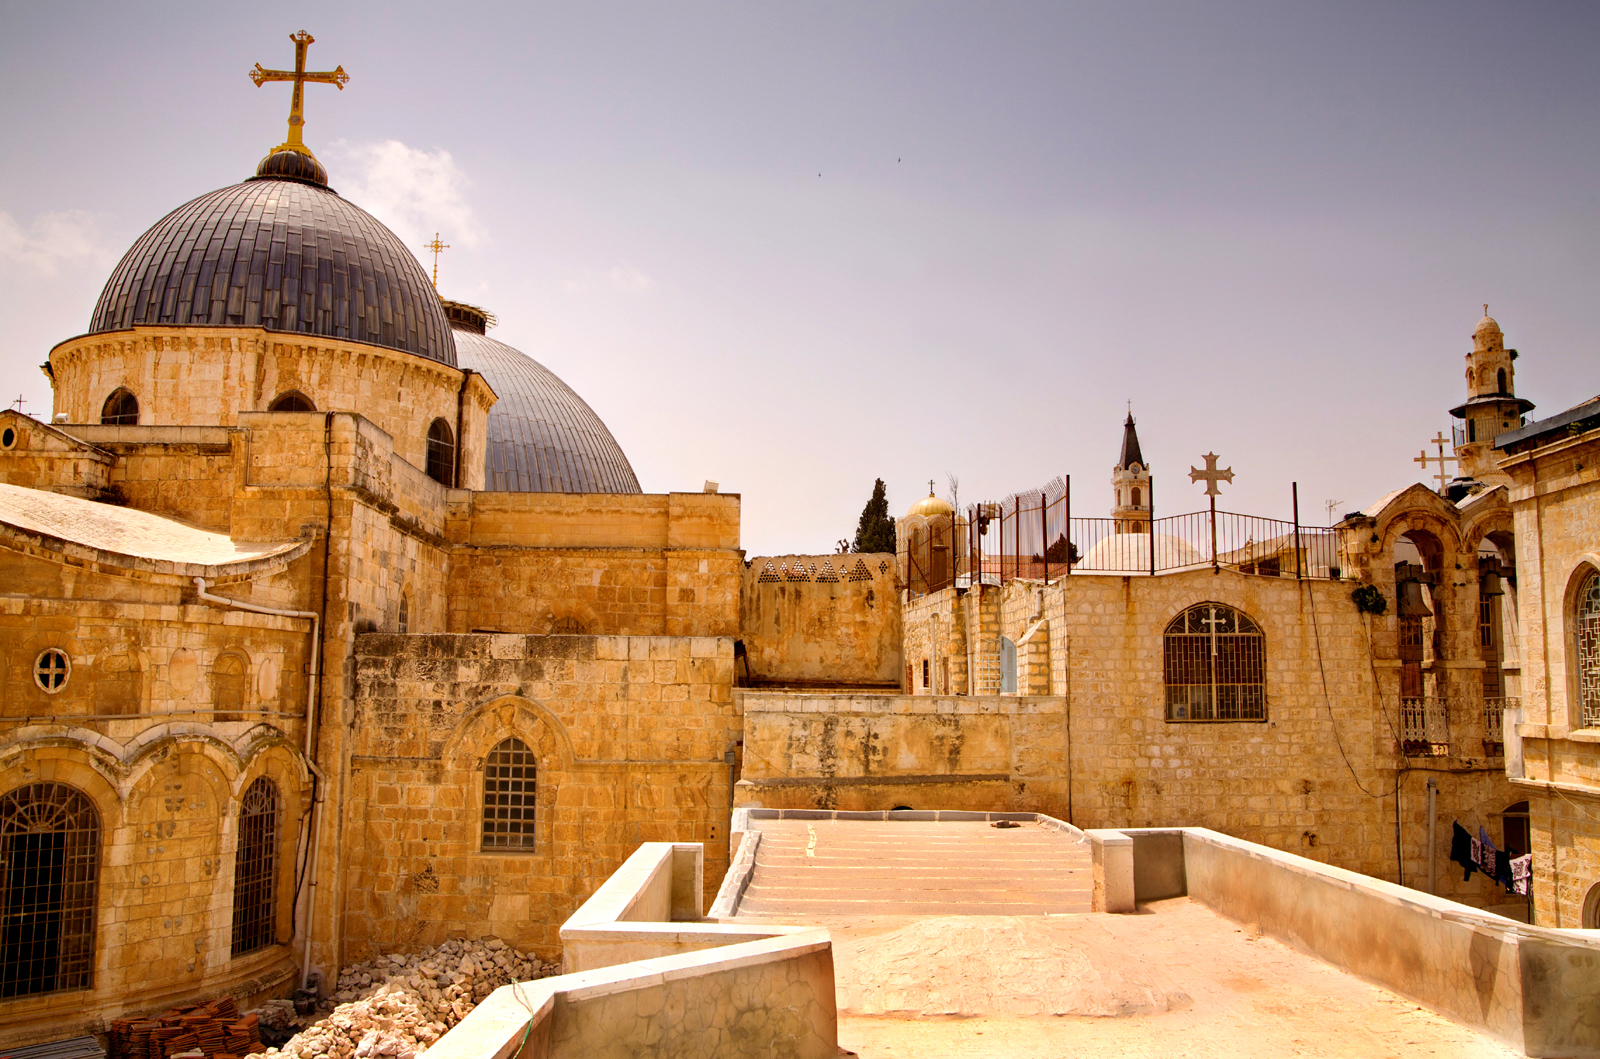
[1584,881,1600,930]
[212,650,250,723]
[267,389,316,412]
[220,740,306,964]
[0,740,124,830]
[441,694,575,771]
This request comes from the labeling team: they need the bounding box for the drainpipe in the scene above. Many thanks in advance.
[194,577,324,987]
[1427,776,1437,895]
[453,369,471,489]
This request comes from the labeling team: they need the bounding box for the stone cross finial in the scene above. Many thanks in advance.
[1188,453,1234,496]
[250,30,349,157]
[1415,431,1457,493]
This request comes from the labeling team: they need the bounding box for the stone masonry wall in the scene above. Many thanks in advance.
[740,554,900,686]
[345,633,739,962]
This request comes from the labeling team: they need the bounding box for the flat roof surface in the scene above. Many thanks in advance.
[732,818,1518,1058]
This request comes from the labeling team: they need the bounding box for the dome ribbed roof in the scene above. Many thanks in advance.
[89,175,456,366]
[451,326,640,493]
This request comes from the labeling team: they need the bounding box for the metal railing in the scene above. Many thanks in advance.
[1484,696,1518,746]
[1400,697,1452,757]
[936,476,1342,589]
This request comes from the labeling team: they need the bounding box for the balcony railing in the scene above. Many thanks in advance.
[1400,697,1452,757]
[1484,696,1519,750]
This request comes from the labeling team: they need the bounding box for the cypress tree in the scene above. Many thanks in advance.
[852,479,897,554]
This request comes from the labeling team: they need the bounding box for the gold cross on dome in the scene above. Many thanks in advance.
[1189,452,1234,496]
[250,30,349,157]
[424,233,450,290]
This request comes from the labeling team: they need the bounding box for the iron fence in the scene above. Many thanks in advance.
[900,477,1342,594]
[1484,696,1518,746]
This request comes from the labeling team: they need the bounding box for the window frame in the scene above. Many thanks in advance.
[1575,566,1600,729]
[99,389,138,426]
[480,737,538,853]
[0,783,100,997]
[426,418,456,487]
[230,777,280,957]
[1163,602,1267,723]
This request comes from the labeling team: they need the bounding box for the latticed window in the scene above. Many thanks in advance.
[426,419,455,487]
[1164,603,1266,721]
[1578,570,1600,728]
[231,778,279,957]
[1,784,100,997]
[482,738,537,851]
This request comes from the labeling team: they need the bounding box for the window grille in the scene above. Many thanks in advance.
[100,389,138,426]
[33,650,69,694]
[1164,603,1266,721]
[1579,570,1600,728]
[231,778,279,956]
[550,616,586,634]
[482,738,537,851]
[213,654,247,723]
[426,419,455,487]
[267,390,316,412]
[397,593,409,635]
[1,784,99,997]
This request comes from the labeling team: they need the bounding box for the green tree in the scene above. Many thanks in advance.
[852,479,897,554]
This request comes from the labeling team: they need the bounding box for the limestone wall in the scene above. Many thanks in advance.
[737,692,1067,814]
[46,327,494,487]
[740,554,900,686]
[345,633,740,961]
[1500,422,1600,927]
[447,493,742,637]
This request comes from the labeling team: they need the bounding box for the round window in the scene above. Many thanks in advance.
[0,426,15,449]
[34,649,70,693]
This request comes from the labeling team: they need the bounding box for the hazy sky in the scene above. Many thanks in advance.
[2,2,1596,553]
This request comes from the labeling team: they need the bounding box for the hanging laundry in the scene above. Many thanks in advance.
[1511,854,1532,896]
[1477,826,1499,880]
[1451,821,1477,881]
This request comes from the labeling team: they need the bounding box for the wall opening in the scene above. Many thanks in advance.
[231,778,279,956]
[0,783,99,997]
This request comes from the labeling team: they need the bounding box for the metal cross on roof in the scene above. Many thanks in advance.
[1415,431,1457,494]
[1189,452,1234,496]
[250,30,349,157]
[424,233,450,290]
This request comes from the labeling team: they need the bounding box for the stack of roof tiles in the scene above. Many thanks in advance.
[108,999,261,1059]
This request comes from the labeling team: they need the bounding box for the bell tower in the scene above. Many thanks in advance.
[1449,308,1534,487]
[1112,412,1151,534]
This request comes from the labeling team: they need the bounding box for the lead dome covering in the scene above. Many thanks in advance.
[88,174,456,366]
[451,327,640,494]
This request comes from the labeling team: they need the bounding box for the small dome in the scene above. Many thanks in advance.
[1076,533,1204,572]
[1474,314,1502,337]
[451,325,640,493]
[89,173,457,366]
[906,492,954,519]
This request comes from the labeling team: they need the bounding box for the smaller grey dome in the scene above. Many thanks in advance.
[451,323,640,493]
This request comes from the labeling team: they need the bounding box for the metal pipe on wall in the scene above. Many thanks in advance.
[1427,776,1438,895]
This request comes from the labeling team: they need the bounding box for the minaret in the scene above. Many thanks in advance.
[1111,412,1151,534]
[1449,308,1534,487]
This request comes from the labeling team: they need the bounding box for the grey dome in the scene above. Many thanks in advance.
[452,326,640,493]
[89,173,456,366]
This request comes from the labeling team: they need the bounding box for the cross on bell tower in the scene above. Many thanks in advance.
[250,30,349,158]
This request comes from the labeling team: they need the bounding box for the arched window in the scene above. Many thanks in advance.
[100,389,138,426]
[1,783,99,997]
[1131,487,1142,508]
[482,737,536,851]
[426,418,455,487]
[1164,603,1266,721]
[267,390,316,412]
[550,616,586,634]
[1497,368,1507,394]
[213,653,247,723]
[1578,569,1600,728]
[397,592,410,635]
[231,778,279,956]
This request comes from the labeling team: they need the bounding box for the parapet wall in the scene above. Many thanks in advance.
[740,553,901,687]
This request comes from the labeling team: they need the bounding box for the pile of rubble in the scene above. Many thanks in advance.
[254,939,559,1059]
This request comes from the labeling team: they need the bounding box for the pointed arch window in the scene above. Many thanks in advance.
[482,738,536,851]
[426,419,455,487]
[100,389,138,426]
[1577,569,1600,728]
[1,783,100,997]
[231,778,279,956]
[1164,603,1266,721]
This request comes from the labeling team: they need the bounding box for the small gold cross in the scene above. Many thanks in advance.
[424,234,450,290]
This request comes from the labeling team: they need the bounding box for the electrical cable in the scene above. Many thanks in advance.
[1306,580,1409,799]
